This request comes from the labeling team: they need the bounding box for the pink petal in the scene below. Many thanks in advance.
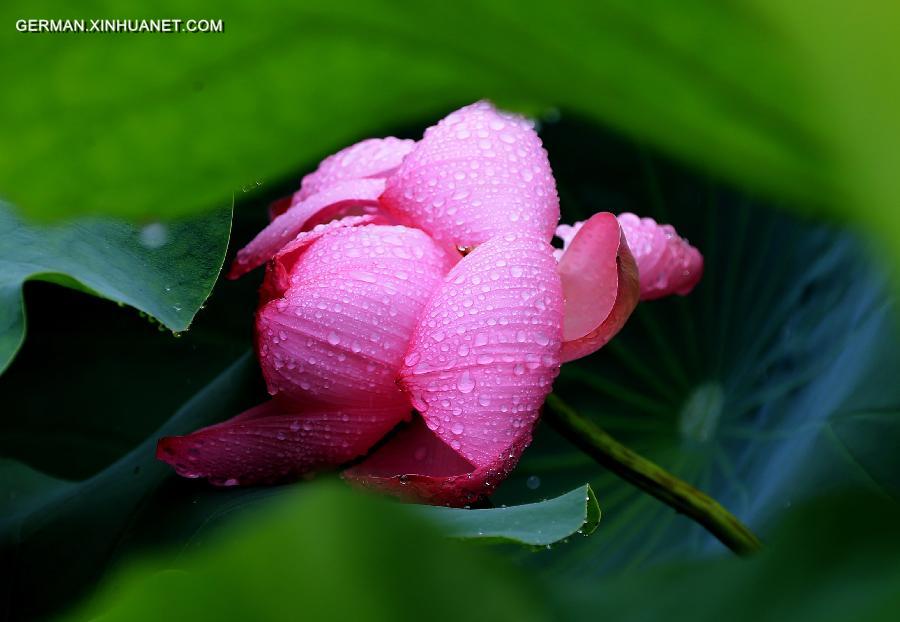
[257,224,456,409]
[259,215,381,304]
[617,213,704,300]
[348,233,563,505]
[157,398,410,486]
[381,101,560,248]
[555,213,640,363]
[295,137,416,202]
[344,418,517,506]
[229,179,387,279]
[267,195,293,221]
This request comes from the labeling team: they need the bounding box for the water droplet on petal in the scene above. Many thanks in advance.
[457,370,476,394]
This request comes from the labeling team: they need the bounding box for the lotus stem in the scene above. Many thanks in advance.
[543,393,762,556]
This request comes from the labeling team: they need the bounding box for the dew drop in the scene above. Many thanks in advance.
[457,370,476,394]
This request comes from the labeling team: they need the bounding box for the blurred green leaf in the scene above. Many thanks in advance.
[0,0,839,222]
[57,482,551,622]
[490,121,900,575]
[0,201,232,374]
[755,0,900,281]
[558,492,900,622]
[418,484,600,546]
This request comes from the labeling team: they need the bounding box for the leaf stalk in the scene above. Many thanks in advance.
[543,393,762,556]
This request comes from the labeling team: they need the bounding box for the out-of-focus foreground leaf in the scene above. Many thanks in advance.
[0,201,231,373]
[418,484,600,546]
[55,482,552,622]
[3,1,899,278]
[0,0,825,222]
[756,0,900,280]
[558,492,900,622]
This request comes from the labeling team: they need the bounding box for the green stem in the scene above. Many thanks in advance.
[543,394,762,556]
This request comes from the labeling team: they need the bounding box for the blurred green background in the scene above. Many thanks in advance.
[1,1,899,621]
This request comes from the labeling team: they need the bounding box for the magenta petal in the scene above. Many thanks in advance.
[344,418,516,506]
[257,224,455,408]
[617,213,704,300]
[157,398,410,486]
[295,137,416,202]
[381,101,560,248]
[345,233,563,505]
[258,215,382,304]
[229,179,386,279]
[400,232,562,467]
[555,214,640,363]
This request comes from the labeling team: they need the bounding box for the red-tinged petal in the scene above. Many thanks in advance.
[267,196,292,221]
[229,179,387,279]
[347,233,562,505]
[560,253,639,363]
[157,397,410,486]
[344,417,525,506]
[258,225,456,409]
[381,101,559,248]
[555,214,640,363]
[258,215,382,304]
[295,137,416,202]
[556,213,621,341]
[617,213,704,300]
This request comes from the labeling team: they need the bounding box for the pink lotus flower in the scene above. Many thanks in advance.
[157,102,702,506]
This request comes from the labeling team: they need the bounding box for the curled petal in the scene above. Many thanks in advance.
[555,213,640,363]
[157,398,410,486]
[259,215,381,304]
[296,137,416,203]
[381,101,559,248]
[257,224,455,409]
[229,179,387,279]
[348,233,563,505]
[267,195,293,222]
[617,213,704,300]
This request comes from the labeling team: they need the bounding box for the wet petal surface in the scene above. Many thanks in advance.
[230,179,386,278]
[157,398,409,486]
[555,213,640,362]
[295,137,416,202]
[344,418,509,506]
[617,213,704,300]
[348,233,563,505]
[381,102,559,248]
[257,224,455,409]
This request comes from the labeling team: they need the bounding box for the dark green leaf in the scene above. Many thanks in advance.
[0,201,232,373]
[418,485,600,546]
[0,355,264,621]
